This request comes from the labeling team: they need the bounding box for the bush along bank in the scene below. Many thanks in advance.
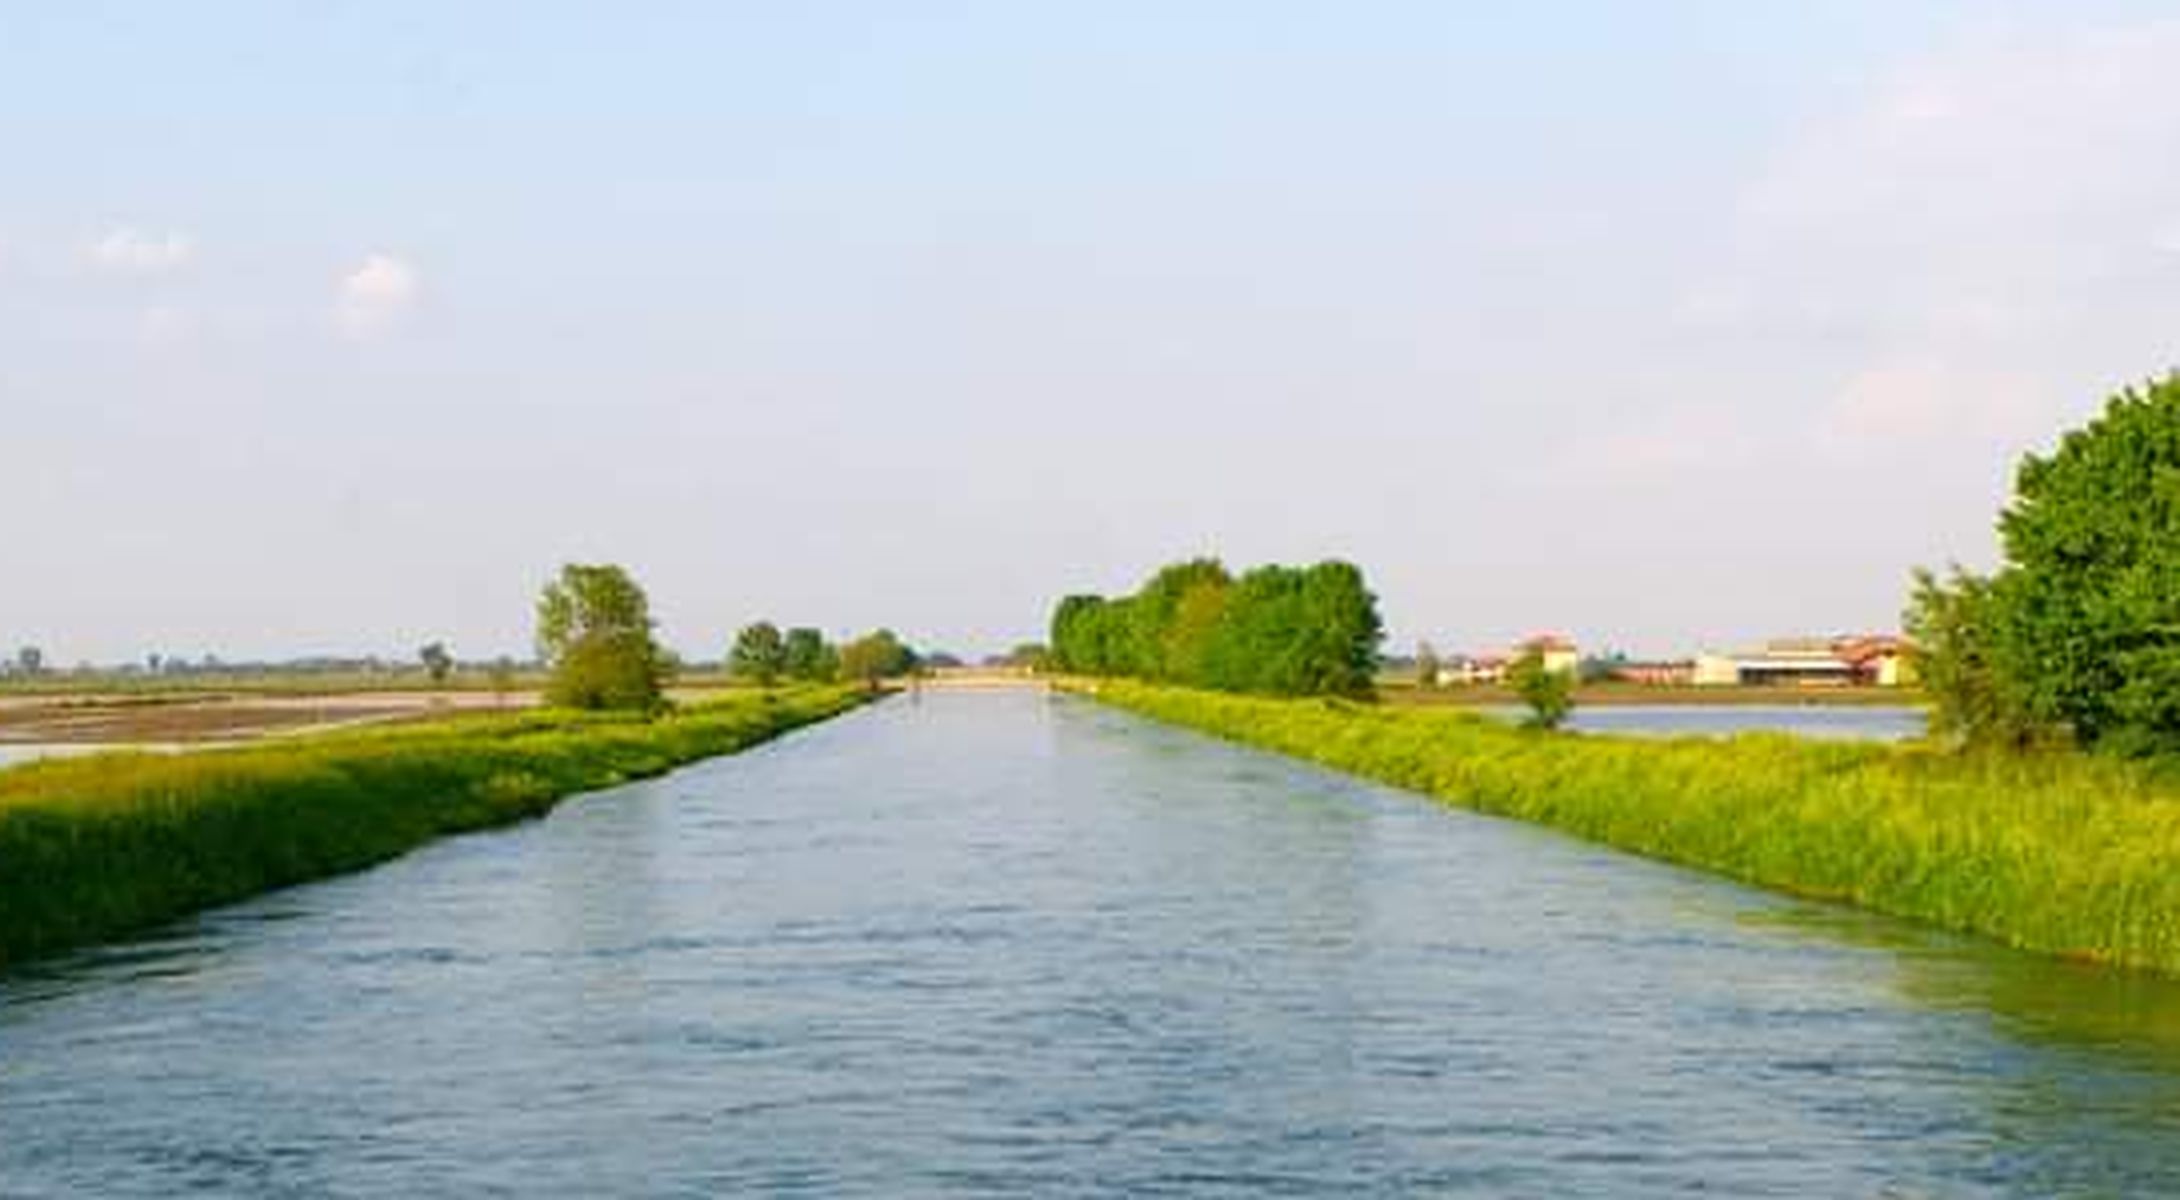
[0,686,870,968]
[1079,681,2180,976]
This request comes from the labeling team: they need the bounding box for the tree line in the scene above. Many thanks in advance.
[1047,557,1383,698]
[533,563,924,711]
[726,621,919,689]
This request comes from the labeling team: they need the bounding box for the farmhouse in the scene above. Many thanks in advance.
[1518,634,1580,676]
[1693,635,1913,688]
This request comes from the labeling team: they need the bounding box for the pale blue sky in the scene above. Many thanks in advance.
[5,2,2178,663]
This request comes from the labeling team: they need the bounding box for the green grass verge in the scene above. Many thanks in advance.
[1080,681,2180,976]
[0,686,870,968]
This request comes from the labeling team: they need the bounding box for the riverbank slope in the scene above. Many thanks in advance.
[1079,681,2180,975]
[0,686,871,968]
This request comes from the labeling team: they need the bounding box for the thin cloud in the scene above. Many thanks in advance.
[1690,19,2180,447]
[88,227,195,273]
[334,253,420,340]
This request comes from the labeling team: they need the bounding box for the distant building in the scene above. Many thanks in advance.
[1692,652,1743,687]
[1693,635,1914,687]
[1836,635,1915,687]
[1611,660,1694,687]
[1518,634,1580,677]
[1437,655,1508,686]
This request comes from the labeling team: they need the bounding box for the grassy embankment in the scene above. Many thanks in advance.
[0,685,869,968]
[1082,681,2180,976]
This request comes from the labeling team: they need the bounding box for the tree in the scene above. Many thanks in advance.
[1127,558,1231,680]
[1987,374,2180,753]
[16,646,43,677]
[1509,648,1575,731]
[838,629,917,687]
[1905,567,2040,748]
[1415,641,1442,689]
[419,641,454,686]
[535,563,672,711]
[729,621,787,685]
[1052,594,1130,675]
[1912,374,2180,754]
[782,627,838,682]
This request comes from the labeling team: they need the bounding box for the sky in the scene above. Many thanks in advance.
[4,1,2178,665]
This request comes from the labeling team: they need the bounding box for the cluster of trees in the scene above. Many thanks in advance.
[536,564,677,711]
[1048,557,1383,698]
[726,622,922,688]
[534,564,931,711]
[1910,373,2180,755]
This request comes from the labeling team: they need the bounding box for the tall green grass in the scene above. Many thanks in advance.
[0,686,869,967]
[1083,681,2180,975]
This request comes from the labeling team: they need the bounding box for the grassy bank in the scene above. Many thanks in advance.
[0,686,869,968]
[1081,681,2180,975]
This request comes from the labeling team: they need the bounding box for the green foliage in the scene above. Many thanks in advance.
[0,686,870,967]
[1049,557,1383,698]
[782,627,839,682]
[1508,649,1575,730]
[418,641,454,685]
[1906,567,2041,748]
[535,564,672,711]
[838,629,918,685]
[1087,681,2180,977]
[1993,374,2180,753]
[729,621,788,685]
[1913,374,2180,754]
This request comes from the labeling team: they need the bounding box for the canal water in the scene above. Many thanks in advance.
[1564,703,1926,741]
[6,691,2180,1196]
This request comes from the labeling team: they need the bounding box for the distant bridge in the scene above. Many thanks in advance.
[915,669,1051,692]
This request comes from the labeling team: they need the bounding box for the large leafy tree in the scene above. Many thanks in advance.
[1127,558,1231,680]
[1912,374,2180,753]
[1508,649,1574,731]
[782,627,838,682]
[729,621,788,685]
[1993,375,2180,752]
[535,563,672,711]
[838,629,918,686]
[418,641,454,686]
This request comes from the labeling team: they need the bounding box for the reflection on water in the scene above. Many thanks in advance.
[1750,902,2180,1066]
[3,692,2177,1196]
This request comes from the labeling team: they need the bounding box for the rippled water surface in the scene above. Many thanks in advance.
[7,691,2180,1196]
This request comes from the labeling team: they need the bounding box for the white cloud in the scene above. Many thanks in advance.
[334,253,420,340]
[88,227,194,274]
